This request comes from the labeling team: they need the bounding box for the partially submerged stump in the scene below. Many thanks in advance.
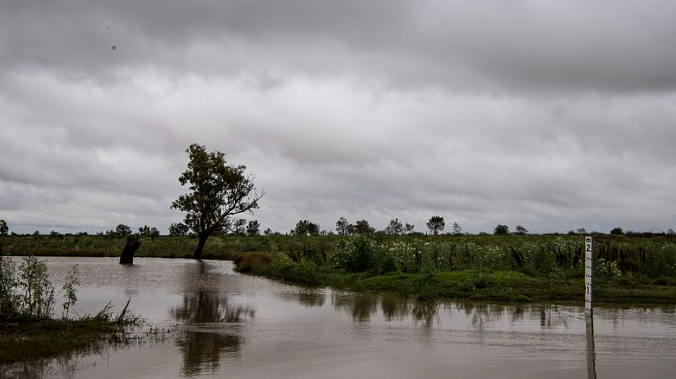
[119,238,141,264]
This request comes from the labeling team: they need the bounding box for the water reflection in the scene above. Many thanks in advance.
[175,329,243,378]
[279,290,326,308]
[586,313,597,379]
[170,290,253,377]
[169,261,255,378]
[281,290,579,332]
[170,291,254,323]
[297,291,326,307]
[331,293,440,326]
[333,293,379,322]
[0,326,170,379]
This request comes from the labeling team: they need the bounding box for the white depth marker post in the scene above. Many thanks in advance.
[585,236,593,313]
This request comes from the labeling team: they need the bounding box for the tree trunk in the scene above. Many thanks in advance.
[192,233,209,260]
[120,239,141,264]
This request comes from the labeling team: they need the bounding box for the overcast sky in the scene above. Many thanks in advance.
[1,0,675,235]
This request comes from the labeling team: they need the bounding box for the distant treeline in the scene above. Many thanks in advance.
[3,217,674,238]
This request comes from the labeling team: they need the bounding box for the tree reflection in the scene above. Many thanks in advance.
[333,293,378,322]
[175,330,242,378]
[170,262,255,378]
[297,291,326,307]
[331,293,440,326]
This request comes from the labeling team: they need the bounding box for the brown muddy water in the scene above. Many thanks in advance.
[3,257,675,379]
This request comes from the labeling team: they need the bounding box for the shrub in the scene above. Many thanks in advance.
[0,256,82,321]
[17,256,56,319]
[494,225,509,235]
[0,257,18,320]
[333,235,396,273]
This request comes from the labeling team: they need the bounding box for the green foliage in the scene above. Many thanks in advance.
[115,224,132,237]
[0,257,18,319]
[61,265,80,319]
[610,227,624,235]
[333,235,395,273]
[0,257,84,321]
[415,254,437,298]
[171,143,263,258]
[514,225,529,235]
[294,220,320,236]
[352,220,375,235]
[171,144,262,237]
[0,220,8,239]
[336,217,350,235]
[246,220,260,236]
[0,219,7,255]
[426,216,445,235]
[17,256,56,319]
[494,224,509,235]
[386,218,404,236]
[595,258,622,279]
[168,222,189,236]
[138,225,160,240]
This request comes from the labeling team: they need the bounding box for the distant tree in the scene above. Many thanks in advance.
[0,219,8,255]
[404,223,415,234]
[610,227,624,235]
[451,222,462,235]
[426,216,445,235]
[138,225,151,236]
[171,143,263,259]
[576,227,587,234]
[115,224,132,237]
[352,219,375,235]
[169,223,189,236]
[385,218,404,236]
[294,220,320,236]
[32,230,40,236]
[494,224,509,235]
[149,227,160,241]
[246,220,260,236]
[263,228,273,236]
[668,228,675,236]
[335,217,350,236]
[514,225,529,235]
[231,219,247,236]
[49,230,62,239]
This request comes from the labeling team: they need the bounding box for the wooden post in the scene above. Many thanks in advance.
[585,236,593,313]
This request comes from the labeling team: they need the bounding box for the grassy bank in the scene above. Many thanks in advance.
[232,250,676,304]
[1,256,145,366]
[3,233,676,304]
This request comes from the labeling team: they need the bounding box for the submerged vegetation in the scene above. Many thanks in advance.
[0,255,144,366]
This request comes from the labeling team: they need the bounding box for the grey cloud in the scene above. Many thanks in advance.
[1,1,675,235]
[2,1,676,93]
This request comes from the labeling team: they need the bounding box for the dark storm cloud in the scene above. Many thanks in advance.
[1,1,675,234]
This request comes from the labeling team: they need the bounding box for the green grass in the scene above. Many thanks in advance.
[3,233,675,305]
[233,252,676,304]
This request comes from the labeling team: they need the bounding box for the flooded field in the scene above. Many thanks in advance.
[3,257,675,379]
